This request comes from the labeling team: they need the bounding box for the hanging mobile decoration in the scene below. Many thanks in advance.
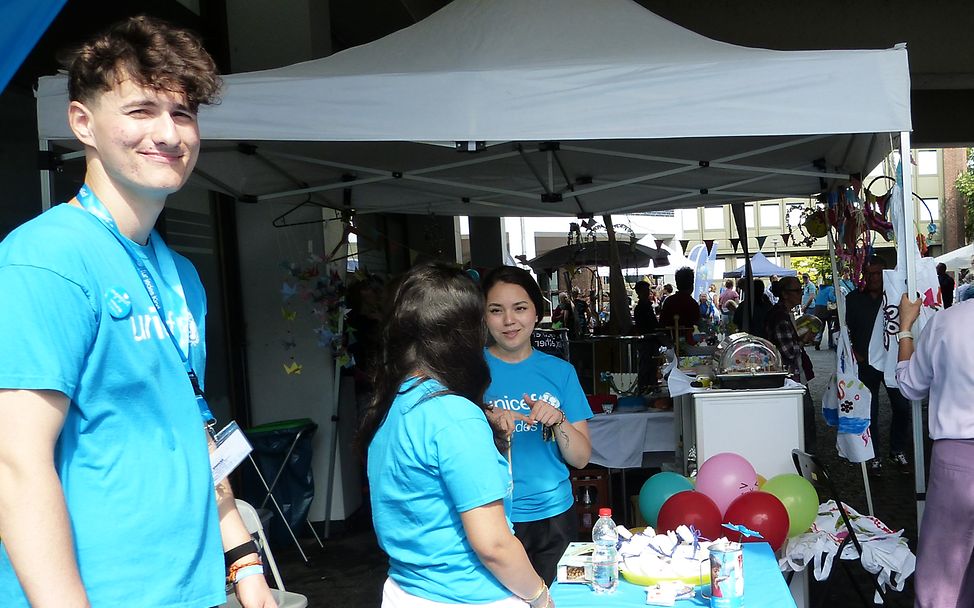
[277,249,353,376]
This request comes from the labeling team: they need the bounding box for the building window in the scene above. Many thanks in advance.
[917,150,938,176]
[704,207,724,229]
[682,209,699,230]
[760,204,780,227]
[786,205,805,231]
[745,205,755,228]
[921,198,940,221]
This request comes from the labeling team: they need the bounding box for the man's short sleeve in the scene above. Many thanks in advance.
[434,411,510,513]
[0,265,96,396]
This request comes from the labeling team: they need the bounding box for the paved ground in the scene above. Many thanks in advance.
[271,346,922,606]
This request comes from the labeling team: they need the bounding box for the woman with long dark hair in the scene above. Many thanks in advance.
[481,266,592,585]
[360,263,552,608]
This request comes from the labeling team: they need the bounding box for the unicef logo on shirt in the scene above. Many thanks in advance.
[488,391,563,434]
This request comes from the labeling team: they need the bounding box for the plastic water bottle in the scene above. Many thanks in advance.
[591,507,618,594]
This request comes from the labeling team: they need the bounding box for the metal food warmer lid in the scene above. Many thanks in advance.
[713,332,789,389]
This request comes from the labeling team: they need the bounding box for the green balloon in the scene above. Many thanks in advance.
[638,472,694,527]
[762,474,819,537]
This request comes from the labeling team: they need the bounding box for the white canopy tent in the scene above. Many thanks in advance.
[935,243,974,271]
[34,0,922,530]
[724,251,798,278]
[36,0,910,219]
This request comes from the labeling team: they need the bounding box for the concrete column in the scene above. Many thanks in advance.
[469,216,505,270]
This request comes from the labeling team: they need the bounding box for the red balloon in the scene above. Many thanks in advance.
[656,491,723,540]
[723,491,790,552]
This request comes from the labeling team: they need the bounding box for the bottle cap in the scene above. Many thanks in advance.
[598,507,612,517]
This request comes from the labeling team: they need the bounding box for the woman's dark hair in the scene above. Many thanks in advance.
[481,265,545,323]
[357,263,498,455]
[61,15,222,111]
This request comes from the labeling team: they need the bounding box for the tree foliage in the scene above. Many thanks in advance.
[790,255,832,282]
[954,148,974,239]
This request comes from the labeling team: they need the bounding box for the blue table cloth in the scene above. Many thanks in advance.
[551,542,796,607]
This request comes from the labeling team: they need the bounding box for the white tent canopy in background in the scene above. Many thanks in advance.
[36,0,910,218]
[935,243,974,271]
[724,251,798,278]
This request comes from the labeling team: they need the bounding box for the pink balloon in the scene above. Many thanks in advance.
[695,452,758,516]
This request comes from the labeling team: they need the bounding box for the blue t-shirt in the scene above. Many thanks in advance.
[0,204,224,608]
[368,378,513,603]
[485,349,593,522]
[813,285,836,307]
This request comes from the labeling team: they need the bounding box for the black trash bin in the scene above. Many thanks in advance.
[242,418,318,544]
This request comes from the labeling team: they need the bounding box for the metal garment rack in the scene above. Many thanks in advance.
[246,423,325,564]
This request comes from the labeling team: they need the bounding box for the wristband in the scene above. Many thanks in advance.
[896,330,914,341]
[231,565,265,585]
[227,559,263,585]
[225,539,259,567]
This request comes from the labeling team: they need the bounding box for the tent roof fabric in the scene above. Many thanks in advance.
[935,243,974,271]
[35,0,912,218]
[724,251,797,278]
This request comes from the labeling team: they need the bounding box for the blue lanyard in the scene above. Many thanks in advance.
[76,185,214,425]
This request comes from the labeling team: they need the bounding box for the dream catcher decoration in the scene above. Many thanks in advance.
[785,202,824,249]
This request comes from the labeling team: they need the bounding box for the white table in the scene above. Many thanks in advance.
[588,409,675,469]
[586,409,675,525]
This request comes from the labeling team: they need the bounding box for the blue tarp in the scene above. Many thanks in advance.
[0,0,66,94]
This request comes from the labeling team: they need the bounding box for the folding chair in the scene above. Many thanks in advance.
[223,499,309,608]
[791,449,890,607]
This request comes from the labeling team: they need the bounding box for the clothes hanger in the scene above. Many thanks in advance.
[271,195,340,228]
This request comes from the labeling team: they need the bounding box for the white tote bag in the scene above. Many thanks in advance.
[866,258,940,387]
[823,327,874,462]
[867,175,943,386]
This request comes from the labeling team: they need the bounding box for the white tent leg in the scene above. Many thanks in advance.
[860,462,875,516]
[39,139,52,211]
[898,131,926,534]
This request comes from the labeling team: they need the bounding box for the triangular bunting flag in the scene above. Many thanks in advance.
[655,239,665,250]
[756,235,768,250]
[730,238,740,253]
[704,239,715,252]
[679,240,690,254]
[781,233,791,245]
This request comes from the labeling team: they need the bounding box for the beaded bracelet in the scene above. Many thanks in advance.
[227,559,263,585]
[231,565,265,585]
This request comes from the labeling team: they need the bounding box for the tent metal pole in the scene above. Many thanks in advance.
[39,139,52,211]
[323,313,344,540]
[898,131,926,534]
